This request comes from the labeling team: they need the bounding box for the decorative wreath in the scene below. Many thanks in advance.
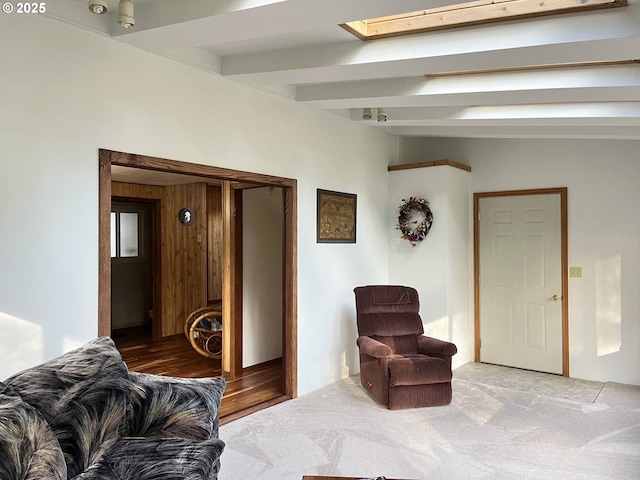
[396,196,433,246]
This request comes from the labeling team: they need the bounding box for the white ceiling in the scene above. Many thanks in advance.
[55,0,640,140]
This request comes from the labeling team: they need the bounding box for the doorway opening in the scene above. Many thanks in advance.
[98,149,298,420]
[110,201,155,347]
[474,187,569,376]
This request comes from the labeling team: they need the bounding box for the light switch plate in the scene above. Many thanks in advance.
[570,266,582,278]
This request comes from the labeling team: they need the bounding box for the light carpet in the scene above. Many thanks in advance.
[218,362,640,480]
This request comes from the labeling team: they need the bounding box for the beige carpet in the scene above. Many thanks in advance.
[218,362,640,480]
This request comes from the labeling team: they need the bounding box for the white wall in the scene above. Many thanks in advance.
[0,14,392,394]
[8,15,634,392]
[418,138,640,386]
[242,187,283,368]
[388,166,471,369]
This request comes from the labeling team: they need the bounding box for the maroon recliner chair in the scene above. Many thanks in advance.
[354,285,457,409]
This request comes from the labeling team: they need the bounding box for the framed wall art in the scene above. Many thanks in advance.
[317,189,357,243]
[178,207,194,226]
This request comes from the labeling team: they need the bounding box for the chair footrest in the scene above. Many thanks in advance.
[388,355,452,386]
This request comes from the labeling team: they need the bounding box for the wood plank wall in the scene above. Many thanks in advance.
[207,186,223,302]
[112,181,214,337]
[112,182,164,200]
[162,183,208,336]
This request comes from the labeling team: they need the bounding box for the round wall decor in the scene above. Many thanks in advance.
[396,196,433,246]
[179,208,194,226]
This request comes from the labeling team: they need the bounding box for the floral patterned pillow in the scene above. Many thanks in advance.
[73,437,225,480]
[0,383,67,480]
[126,372,227,441]
[3,337,132,478]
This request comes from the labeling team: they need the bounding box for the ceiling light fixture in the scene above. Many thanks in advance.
[362,108,372,120]
[88,0,108,15]
[118,0,135,28]
[377,108,387,123]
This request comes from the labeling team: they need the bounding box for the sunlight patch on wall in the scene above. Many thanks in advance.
[424,316,450,341]
[341,351,351,379]
[0,312,44,379]
[596,255,622,357]
[64,337,86,352]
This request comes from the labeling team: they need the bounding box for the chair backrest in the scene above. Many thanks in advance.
[354,285,424,354]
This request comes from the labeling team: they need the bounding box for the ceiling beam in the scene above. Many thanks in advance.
[352,103,640,123]
[111,0,455,39]
[424,59,640,77]
[384,124,640,139]
[296,66,640,108]
[321,87,640,110]
[220,6,640,83]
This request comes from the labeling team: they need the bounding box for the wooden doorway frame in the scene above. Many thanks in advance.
[98,149,298,399]
[473,187,569,377]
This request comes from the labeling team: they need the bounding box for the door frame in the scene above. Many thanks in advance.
[98,149,298,399]
[474,187,569,376]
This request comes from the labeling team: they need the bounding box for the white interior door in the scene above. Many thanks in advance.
[479,193,563,374]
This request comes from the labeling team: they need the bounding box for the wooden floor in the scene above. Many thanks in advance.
[115,330,287,424]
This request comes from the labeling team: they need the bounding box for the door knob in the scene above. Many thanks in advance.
[552,294,560,302]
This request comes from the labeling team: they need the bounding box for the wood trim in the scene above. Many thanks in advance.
[338,21,367,41]
[473,193,481,363]
[99,149,298,398]
[233,188,244,377]
[107,150,295,188]
[560,189,569,377]
[473,187,569,376]
[388,159,471,172]
[342,0,627,40]
[98,150,111,337]
[231,182,269,190]
[284,183,298,398]
[222,181,237,378]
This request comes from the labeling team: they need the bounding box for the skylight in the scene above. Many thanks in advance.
[340,0,627,40]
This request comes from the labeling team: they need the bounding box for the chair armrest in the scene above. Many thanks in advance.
[357,336,392,358]
[417,336,457,357]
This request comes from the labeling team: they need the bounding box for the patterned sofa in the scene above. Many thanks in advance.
[0,337,226,480]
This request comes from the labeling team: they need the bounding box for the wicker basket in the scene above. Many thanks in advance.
[184,307,222,359]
